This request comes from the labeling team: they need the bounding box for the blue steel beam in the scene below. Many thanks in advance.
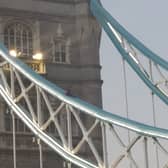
[0,1,167,166]
[90,0,168,70]
[0,43,168,141]
[90,0,168,105]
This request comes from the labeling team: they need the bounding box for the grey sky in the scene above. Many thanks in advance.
[100,0,168,125]
[99,1,168,166]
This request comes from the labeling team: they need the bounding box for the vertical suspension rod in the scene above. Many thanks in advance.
[101,122,108,168]
[149,61,159,168]
[37,87,43,168]
[10,66,16,168]
[12,112,16,168]
[143,137,149,168]
[122,58,132,168]
[38,139,43,168]
[67,105,72,168]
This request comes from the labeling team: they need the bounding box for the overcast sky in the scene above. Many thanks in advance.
[100,0,168,125]
[99,1,168,166]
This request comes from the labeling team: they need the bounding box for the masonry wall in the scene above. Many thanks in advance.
[0,0,103,167]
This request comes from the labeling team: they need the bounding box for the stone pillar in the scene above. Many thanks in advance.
[33,20,40,53]
[0,17,4,43]
[0,102,5,131]
[66,38,71,64]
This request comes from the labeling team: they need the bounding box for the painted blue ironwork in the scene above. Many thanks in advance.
[90,0,168,105]
[90,0,168,70]
[0,43,168,139]
[0,1,167,167]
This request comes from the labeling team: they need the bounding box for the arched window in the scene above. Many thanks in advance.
[53,41,66,63]
[52,24,70,64]
[4,22,33,58]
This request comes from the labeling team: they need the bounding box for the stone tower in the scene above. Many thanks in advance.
[0,0,102,167]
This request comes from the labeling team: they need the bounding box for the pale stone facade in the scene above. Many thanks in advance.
[0,0,102,167]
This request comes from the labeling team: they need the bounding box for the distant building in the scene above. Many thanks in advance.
[0,0,102,167]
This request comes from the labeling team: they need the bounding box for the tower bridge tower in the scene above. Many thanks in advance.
[0,0,102,167]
